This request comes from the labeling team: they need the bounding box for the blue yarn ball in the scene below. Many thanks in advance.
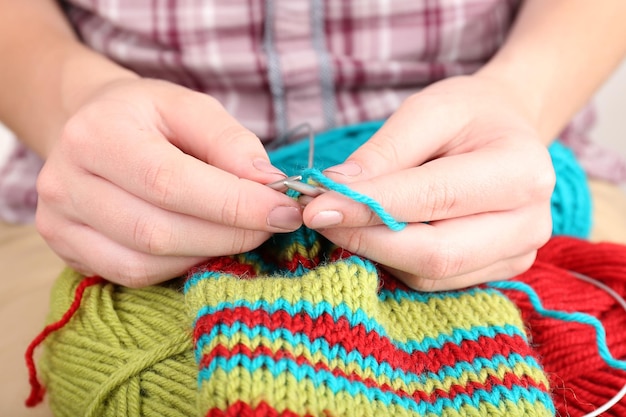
[268,121,592,239]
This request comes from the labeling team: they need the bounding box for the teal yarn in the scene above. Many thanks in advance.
[301,168,407,231]
[488,280,626,373]
[548,141,592,238]
[268,121,592,238]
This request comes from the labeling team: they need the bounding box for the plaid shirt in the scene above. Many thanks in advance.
[4,0,625,224]
[62,0,521,141]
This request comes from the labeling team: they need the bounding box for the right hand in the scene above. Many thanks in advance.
[36,78,302,287]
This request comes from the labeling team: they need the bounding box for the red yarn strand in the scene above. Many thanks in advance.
[24,275,104,407]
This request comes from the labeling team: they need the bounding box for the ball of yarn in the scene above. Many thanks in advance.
[40,269,196,417]
[505,237,626,417]
[269,121,592,239]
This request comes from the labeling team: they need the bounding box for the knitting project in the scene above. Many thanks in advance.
[30,122,609,416]
[185,227,554,416]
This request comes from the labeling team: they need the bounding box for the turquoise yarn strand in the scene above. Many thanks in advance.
[488,280,626,372]
[268,120,592,239]
[301,168,407,231]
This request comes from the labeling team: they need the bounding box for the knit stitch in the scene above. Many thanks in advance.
[184,227,555,417]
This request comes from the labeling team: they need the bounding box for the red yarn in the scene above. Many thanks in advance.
[507,237,626,417]
[24,275,105,407]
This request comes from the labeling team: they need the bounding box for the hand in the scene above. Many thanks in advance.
[36,78,302,287]
[302,75,556,291]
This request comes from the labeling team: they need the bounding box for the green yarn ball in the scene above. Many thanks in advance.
[40,269,196,417]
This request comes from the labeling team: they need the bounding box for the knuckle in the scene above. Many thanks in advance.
[115,256,153,288]
[420,242,465,281]
[36,165,66,204]
[342,230,369,257]
[60,116,89,145]
[511,252,537,276]
[142,160,179,208]
[361,131,402,167]
[227,230,268,255]
[530,207,553,249]
[406,276,439,292]
[423,178,459,220]
[531,166,557,200]
[219,183,253,226]
[35,210,60,244]
[132,217,175,255]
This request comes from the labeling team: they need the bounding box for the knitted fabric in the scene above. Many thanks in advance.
[184,227,554,416]
[268,121,592,238]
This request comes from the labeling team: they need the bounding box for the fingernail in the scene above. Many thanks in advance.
[267,206,302,230]
[253,159,286,178]
[324,162,362,177]
[309,210,343,229]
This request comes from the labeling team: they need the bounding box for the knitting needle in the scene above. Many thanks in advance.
[266,176,327,197]
[266,175,303,192]
[282,179,326,197]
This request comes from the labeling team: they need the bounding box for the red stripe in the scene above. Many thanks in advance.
[206,400,314,417]
[199,343,548,404]
[194,307,535,375]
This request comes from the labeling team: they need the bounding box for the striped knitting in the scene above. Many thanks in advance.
[184,227,555,417]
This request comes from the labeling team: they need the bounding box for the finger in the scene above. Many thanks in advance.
[323,84,536,183]
[322,94,466,182]
[63,173,277,256]
[154,85,283,183]
[316,203,551,283]
[383,252,537,292]
[62,127,302,230]
[36,212,209,287]
[303,141,555,228]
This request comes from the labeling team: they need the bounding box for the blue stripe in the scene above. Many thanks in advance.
[198,344,543,393]
[198,355,554,414]
[194,321,527,362]
[191,294,528,349]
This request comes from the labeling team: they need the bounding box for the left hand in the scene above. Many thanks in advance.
[301,75,556,291]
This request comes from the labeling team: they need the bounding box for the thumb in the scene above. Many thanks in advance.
[324,96,460,183]
[157,86,285,183]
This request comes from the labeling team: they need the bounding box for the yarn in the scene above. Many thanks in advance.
[502,237,626,417]
[269,121,592,238]
[185,228,555,416]
[33,235,626,416]
[36,269,196,417]
[301,168,407,231]
[28,121,612,416]
[25,276,105,407]
[37,229,555,417]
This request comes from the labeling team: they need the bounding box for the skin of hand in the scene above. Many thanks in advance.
[302,74,555,291]
[36,78,303,287]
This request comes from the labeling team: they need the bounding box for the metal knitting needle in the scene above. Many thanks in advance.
[266,175,303,193]
[282,179,326,197]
